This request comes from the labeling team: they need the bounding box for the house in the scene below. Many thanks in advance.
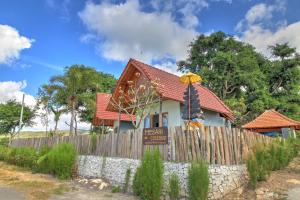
[242,109,300,138]
[93,59,234,132]
[92,93,135,132]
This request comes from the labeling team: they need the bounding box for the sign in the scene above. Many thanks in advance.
[143,127,168,145]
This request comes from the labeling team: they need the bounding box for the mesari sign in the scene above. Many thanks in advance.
[143,127,168,145]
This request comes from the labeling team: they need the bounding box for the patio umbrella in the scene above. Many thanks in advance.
[180,72,203,128]
[180,72,202,84]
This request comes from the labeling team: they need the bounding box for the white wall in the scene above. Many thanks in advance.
[137,100,228,128]
[139,100,182,129]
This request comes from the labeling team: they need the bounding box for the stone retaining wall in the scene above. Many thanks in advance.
[77,156,248,199]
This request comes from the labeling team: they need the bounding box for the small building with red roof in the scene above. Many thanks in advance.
[242,109,300,137]
[93,59,234,132]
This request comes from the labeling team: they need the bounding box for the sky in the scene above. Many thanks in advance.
[0,0,300,131]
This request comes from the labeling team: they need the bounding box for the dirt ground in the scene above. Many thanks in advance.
[0,161,137,200]
[224,153,300,200]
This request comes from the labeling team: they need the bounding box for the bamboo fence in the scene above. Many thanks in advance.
[11,126,273,165]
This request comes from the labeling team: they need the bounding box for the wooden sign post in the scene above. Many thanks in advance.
[143,127,168,145]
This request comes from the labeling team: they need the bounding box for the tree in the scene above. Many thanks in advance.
[0,100,35,141]
[46,65,116,135]
[267,43,300,120]
[110,72,160,130]
[178,32,271,125]
[37,84,67,135]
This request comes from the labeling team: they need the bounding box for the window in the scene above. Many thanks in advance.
[144,112,169,128]
[152,114,160,128]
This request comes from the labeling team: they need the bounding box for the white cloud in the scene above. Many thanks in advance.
[79,0,197,63]
[0,81,90,132]
[153,61,183,76]
[235,1,300,56]
[235,1,286,32]
[0,25,33,64]
[240,22,300,56]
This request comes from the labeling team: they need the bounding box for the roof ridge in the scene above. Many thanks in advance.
[131,58,181,78]
[270,109,300,125]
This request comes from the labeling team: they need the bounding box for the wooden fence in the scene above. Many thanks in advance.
[11,126,273,165]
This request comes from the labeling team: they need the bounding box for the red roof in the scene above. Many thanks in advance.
[92,93,134,126]
[242,109,300,130]
[129,59,234,120]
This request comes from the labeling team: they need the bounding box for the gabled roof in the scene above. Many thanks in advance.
[242,109,300,130]
[114,59,234,120]
[92,93,134,126]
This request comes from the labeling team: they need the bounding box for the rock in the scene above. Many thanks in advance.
[91,179,103,184]
[99,182,108,190]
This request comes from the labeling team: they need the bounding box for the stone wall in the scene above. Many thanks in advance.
[77,155,248,199]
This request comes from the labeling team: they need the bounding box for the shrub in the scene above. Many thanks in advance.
[0,145,11,161]
[38,143,76,179]
[246,155,258,189]
[246,139,300,188]
[133,149,164,200]
[254,145,270,181]
[168,173,180,200]
[112,186,122,193]
[0,138,9,146]
[123,168,131,193]
[3,147,38,169]
[187,160,209,200]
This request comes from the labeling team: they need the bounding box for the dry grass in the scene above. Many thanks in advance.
[0,161,70,200]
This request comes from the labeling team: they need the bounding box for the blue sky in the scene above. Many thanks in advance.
[0,0,300,99]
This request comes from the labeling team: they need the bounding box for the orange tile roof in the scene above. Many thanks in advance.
[92,93,134,126]
[242,109,300,130]
[130,59,234,120]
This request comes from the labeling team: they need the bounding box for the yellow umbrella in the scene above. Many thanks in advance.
[180,72,202,84]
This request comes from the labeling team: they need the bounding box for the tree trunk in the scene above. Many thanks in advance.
[74,113,78,136]
[70,100,75,135]
[54,119,58,134]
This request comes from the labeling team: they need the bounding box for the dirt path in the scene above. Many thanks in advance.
[0,162,137,200]
[224,153,300,200]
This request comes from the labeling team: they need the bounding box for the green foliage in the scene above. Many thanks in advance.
[0,100,36,138]
[123,168,131,193]
[0,145,11,161]
[0,137,9,146]
[178,32,300,125]
[246,156,258,189]
[45,65,116,128]
[133,149,164,200]
[0,143,76,180]
[187,160,209,200]
[112,185,122,193]
[168,173,180,200]
[246,139,300,188]
[0,145,38,169]
[38,143,76,179]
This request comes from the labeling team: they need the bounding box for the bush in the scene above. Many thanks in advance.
[0,138,9,146]
[246,155,258,189]
[254,145,270,181]
[2,146,38,169]
[123,168,131,193]
[0,145,11,161]
[187,160,209,200]
[133,149,164,200]
[168,173,180,200]
[38,143,76,179]
[246,139,300,188]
